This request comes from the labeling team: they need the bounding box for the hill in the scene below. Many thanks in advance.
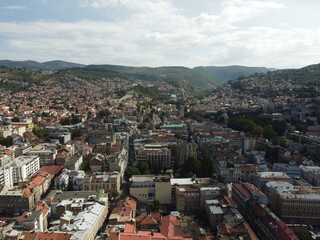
[194,65,275,84]
[85,65,220,89]
[42,60,85,70]
[230,63,320,97]
[0,60,85,70]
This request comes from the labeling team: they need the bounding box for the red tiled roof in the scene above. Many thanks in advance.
[38,165,64,176]
[124,223,135,233]
[21,232,73,240]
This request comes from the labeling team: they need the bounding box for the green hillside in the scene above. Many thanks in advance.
[229,63,320,98]
[194,65,275,84]
[86,65,220,89]
[0,60,85,70]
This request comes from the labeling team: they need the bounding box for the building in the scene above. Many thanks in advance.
[267,181,320,226]
[273,163,301,178]
[60,202,108,240]
[240,164,258,182]
[176,187,200,212]
[27,145,57,167]
[65,154,83,170]
[254,171,292,192]
[83,172,121,194]
[0,187,34,215]
[232,182,298,240]
[54,171,69,190]
[136,144,172,170]
[230,137,256,154]
[0,155,40,187]
[300,165,320,186]
[175,140,198,166]
[200,187,221,209]
[129,175,172,204]
[130,175,156,203]
[106,214,192,240]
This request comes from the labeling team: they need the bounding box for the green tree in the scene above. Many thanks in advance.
[97,109,111,118]
[200,155,213,177]
[111,191,120,199]
[124,167,141,182]
[293,230,313,240]
[138,162,150,175]
[150,200,161,212]
[80,160,91,174]
[32,128,48,139]
[0,136,13,147]
[185,157,201,176]
[263,124,277,140]
[12,117,20,122]
[71,129,82,139]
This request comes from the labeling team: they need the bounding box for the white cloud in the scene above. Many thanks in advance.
[1,5,27,10]
[0,0,319,68]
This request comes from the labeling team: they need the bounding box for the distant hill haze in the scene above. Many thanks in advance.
[0,60,275,88]
[0,60,85,70]
[194,65,276,84]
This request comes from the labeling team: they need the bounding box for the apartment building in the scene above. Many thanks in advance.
[267,181,320,226]
[83,172,121,194]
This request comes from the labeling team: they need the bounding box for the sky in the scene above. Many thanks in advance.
[0,0,320,69]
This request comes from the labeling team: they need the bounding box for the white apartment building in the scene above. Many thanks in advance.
[0,155,40,187]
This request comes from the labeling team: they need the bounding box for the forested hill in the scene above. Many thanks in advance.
[0,60,85,70]
[194,65,275,84]
[85,65,220,89]
[230,63,320,98]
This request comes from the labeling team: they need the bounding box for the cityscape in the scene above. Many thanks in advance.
[1,1,320,240]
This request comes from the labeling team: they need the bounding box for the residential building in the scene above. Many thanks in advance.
[83,172,121,194]
[129,175,172,204]
[136,144,172,169]
[232,182,298,240]
[267,181,320,225]
[273,163,301,178]
[300,165,320,186]
[0,155,40,187]
[254,171,292,192]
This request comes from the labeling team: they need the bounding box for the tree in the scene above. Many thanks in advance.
[0,136,13,147]
[263,124,277,140]
[185,157,201,176]
[150,200,161,212]
[72,129,82,139]
[124,167,141,182]
[200,155,213,177]
[293,230,313,240]
[32,128,48,139]
[138,162,150,175]
[80,160,91,174]
[111,191,120,199]
[97,109,111,118]
[12,117,20,122]
[137,123,146,129]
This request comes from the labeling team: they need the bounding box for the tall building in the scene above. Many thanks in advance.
[267,181,320,225]
[0,155,40,187]
[232,182,298,240]
[175,140,198,166]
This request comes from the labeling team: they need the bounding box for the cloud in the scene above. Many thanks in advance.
[0,0,319,68]
[1,5,28,10]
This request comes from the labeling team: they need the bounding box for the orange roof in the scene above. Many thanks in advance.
[21,231,73,240]
[140,215,158,225]
[38,165,64,175]
[124,223,135,233]
[22,188,32,198]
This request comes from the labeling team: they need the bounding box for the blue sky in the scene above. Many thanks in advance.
[1,0,320,68]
